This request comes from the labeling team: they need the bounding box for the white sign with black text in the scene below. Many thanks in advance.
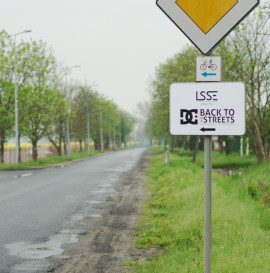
[170,82,245,136]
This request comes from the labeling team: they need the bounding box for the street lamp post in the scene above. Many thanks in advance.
[113,127,116,150]
[119,115,121,149]
[99,98,103,152]
[87,101,90,155]
[66,108,71,160]
[14,30,32,164]
[65,65,80,160]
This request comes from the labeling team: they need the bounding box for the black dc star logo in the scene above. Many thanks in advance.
[180,109,198,125]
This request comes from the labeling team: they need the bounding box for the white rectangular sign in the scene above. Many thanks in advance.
[170,82,245,135]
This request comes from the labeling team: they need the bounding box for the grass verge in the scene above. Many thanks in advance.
[0,150,100,170]
[126,148,270,272]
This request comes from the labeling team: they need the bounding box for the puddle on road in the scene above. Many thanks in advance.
[5,209,96,273]
[87,200,102,204]
[6,232,77,260]
[90,188,116,195]
[89,213,102,218]
[69,214,84,222]
[10,260,54,273]
[89,181,117,196]
[5,177,119,272]
[6,232,77,273]
[13,172,33,179]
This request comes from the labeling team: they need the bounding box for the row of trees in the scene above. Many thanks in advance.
[0,30,135,163]
[146,2,270,163]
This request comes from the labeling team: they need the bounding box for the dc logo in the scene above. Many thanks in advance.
[180,109,198,125]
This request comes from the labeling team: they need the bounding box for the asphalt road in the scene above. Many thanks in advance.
[0,147,147,273]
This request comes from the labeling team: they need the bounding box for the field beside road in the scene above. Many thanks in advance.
[0,150,100,170]
[126,148,270,272]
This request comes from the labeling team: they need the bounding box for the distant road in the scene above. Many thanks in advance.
[0,147,147,273]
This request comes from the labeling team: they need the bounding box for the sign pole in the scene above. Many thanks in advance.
[204,135,212,273]
[200,56,216,273]
[169,56,245,272]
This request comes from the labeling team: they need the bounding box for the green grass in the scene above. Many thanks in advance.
[237,161,270,208]
[126,148,270,272]
[188,149,257,169]
[0,150,100,170]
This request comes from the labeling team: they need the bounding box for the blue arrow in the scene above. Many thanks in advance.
[202,72,217,77]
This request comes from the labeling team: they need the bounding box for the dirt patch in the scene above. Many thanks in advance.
[52,150,157,273]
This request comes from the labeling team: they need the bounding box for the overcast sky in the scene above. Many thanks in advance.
[1,0,190,114]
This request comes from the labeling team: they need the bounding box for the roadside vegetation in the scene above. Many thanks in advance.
[125,147,270,272]
[0,150,101,170]
[0,142,141,170]
[0,30,136,164]
[145,2,270,164]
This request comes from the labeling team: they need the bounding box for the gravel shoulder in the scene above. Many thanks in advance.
[52,149,156,273]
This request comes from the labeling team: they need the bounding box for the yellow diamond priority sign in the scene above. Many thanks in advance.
[176,0,238,34]
[157,0,259,55]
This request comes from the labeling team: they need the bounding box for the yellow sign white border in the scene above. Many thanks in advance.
[156,0,259,55]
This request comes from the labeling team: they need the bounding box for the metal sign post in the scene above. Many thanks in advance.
[204,135,212,273]
[200,57,216,273]
[200,57,215,273]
